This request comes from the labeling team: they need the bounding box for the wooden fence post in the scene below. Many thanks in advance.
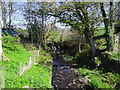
[34,52,36,64]
[29,56,32,67]
[37,50,39,57]
[20,62,22,76]
[20,56,37,76]
[2,66,5,88]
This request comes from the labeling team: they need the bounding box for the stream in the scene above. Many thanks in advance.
[51,52,92,89]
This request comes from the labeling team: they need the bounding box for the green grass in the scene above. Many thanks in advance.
[36,48,52,65]
[2,44,31,87]
[12,64,52,88]
[46,30,61,42]
[78,68,120,88]
[1,36,52,88]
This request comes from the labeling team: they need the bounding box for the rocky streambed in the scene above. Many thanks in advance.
[51,52,92,89]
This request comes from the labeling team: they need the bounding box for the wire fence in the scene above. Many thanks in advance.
[0,50,40,88]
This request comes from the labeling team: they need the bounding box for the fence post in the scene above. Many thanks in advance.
[29,56,32,67]
[20,62,22,76]
[2,66,5,88]
[34,51,36,64]
[37,50,39,57]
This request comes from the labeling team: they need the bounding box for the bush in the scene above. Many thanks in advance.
[103,51,120,61]
[78,68,115,88]
[2,36,19,51]
[36,48,52,65]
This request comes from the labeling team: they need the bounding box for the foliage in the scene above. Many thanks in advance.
[22,43,37,52]
[2,36,20,51]
[2,36,31,87]
[95,38,106,50]
[69,47,120,89]
[45,30,61,43]
[94,27,105,37]
[24,2,53,46]
[49,2,102,56]
[36,48,52,65]
[71,51,96,69]
[15,29,29,38]
[103,51,120,61]
[78,68,120,88]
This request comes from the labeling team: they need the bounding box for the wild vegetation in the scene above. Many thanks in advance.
[0,1,120,89]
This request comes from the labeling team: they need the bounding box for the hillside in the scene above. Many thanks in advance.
[1,36,52,88]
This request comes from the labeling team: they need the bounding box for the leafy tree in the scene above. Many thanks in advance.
[24,2,53,47]
[48,2,101,57]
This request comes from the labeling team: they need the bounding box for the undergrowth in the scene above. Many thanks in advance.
[78,68,120,88]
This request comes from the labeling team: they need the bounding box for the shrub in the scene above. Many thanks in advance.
[78,68,120,88]
[36,48,52,65]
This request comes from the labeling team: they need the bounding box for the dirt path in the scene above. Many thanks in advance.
[51,52,92,89]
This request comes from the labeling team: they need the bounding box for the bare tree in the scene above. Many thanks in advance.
[8,2,14,29]
[1,2,7,28]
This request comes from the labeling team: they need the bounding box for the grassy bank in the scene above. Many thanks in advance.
[1,36,52,88]
[78,68,120,88]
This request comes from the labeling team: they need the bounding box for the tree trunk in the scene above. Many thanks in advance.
[100,2,115,52]
[114,2,120,52]
[108,2,114,51]
[84,30,96,57]
[1,2,7,28]
[88,36,96,57]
